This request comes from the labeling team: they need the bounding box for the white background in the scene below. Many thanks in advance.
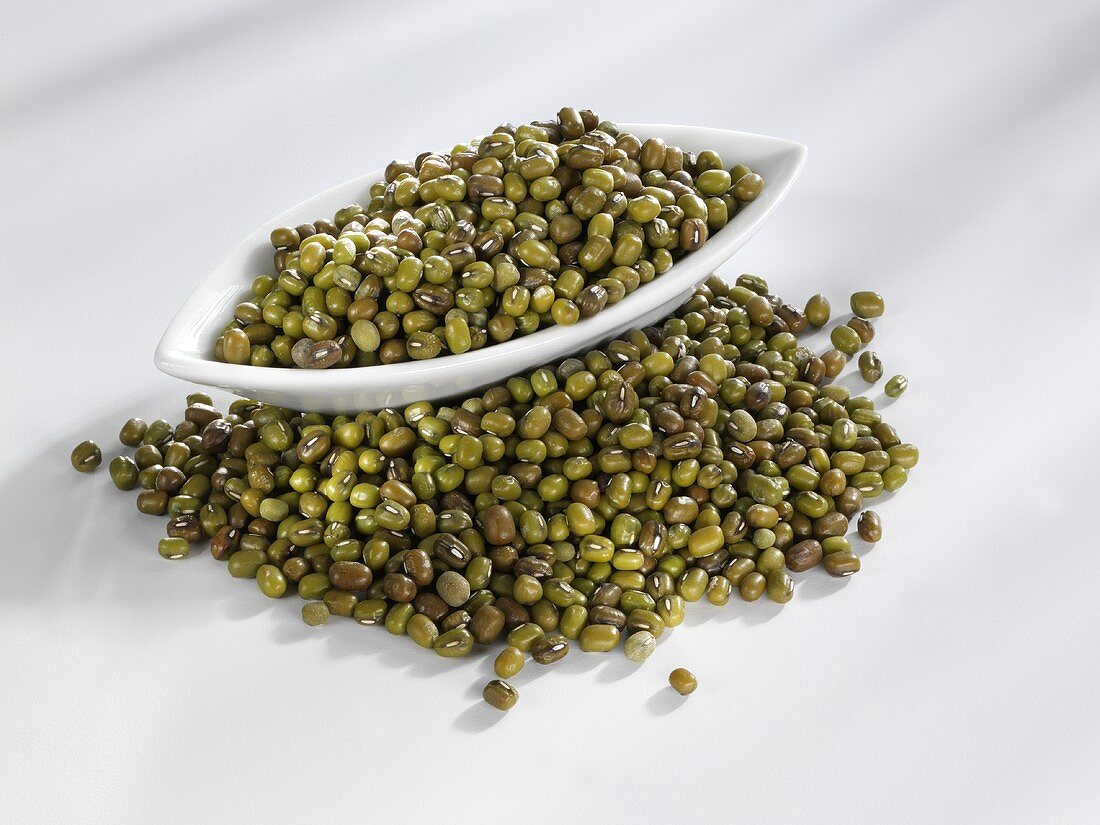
[2,1,1099,822]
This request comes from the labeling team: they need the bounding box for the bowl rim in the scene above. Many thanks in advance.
[154,123,807,397]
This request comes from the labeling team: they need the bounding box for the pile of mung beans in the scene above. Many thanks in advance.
[212,108,764,369]
[75,276,915,711]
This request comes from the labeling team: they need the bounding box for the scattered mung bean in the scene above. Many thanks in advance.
[669,667,698,695]
[850,291,885,318]
[804,294,831,327]
[70,440,102,473]
[483,679,519,711]
[858,351,883,383]
[884,374,908,397]
[858,511,882,542]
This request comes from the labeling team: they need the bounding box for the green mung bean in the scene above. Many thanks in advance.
[884,374,908,397]
[483,679,519,711]
[71,440,102,473]
[109,456,139,490]
[850,291,885,318]
[857,511,882,542]
[804,294,830,327]
[302,602,330,626]
[624,631,656,663]
[158,537,190,560]
[858,350,883,383]
[669,667,698,695]
[119,418,148,447]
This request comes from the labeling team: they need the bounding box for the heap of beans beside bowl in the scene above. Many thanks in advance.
[74,279,914,711]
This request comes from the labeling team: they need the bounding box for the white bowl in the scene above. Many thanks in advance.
[155,124,806,413]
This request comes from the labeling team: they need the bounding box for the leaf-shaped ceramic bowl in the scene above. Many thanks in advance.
[155,124,806,413]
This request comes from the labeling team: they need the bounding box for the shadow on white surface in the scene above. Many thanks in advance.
[594,656,639,683]
[795,573,853,601]
[834,371,874,396]
[0,390,178,606]
[453,701,508,733]
[646,686,689,716]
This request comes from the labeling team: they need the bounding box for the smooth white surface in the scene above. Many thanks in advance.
[2,1,1099,823]
[155,125,805,412]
